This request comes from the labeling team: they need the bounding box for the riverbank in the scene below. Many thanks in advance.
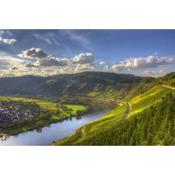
[0,112,106,145]
[1,107,88,136]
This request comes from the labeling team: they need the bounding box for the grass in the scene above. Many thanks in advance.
[54,85,175,145]
[64,104,86,114]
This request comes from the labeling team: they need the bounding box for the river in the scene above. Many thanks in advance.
[0,112,105,146]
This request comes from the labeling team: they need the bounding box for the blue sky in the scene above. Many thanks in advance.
[0,30,175,77]
[91,30,175,61]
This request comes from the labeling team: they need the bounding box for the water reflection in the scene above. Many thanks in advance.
[36,128,42,133]
[76,116,82,120]
[0,112,105,146]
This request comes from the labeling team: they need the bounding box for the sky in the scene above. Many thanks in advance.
[0,29,175,77]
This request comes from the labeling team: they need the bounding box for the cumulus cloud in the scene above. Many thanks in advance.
[72,53,96,72]
[0,37,16,45]
[73,53,94,64]
[18,48,70,68]
[74,63,95,72]
[111,55,175,72]
[19,48,48,59]
[38,57,69,67]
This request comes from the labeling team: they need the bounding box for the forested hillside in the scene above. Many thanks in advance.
[0,72,151,98]
[55,73,175,145]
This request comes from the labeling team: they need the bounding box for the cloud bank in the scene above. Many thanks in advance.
[2,46,175,78]
[111,55,175,72]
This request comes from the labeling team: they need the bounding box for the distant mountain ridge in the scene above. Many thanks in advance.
[0,72,152,100]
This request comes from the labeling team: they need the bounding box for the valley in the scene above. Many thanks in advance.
[0,71,175,145]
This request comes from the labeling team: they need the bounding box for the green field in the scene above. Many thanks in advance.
[0,97,85,112]
[55,85,175,145]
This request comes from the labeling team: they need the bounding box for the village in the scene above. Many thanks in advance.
[0,100,42,129]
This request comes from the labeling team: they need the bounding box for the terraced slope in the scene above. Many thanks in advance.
[129,85,172,116]
[55,85,175,145]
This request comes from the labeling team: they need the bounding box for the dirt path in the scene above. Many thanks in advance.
[125,102,132,119]
[162,84,175,91]
[80,128,85,137]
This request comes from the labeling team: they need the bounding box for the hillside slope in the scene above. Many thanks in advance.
[55,84,175,145]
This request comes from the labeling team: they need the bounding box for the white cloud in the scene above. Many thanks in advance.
[38,57,69,67]
[18,48,70,68]
[0,37,16,45]
[73,53,94,64]
[111,55,175,72]
[74,63,95,72]
[99,61,105,65]
[19,48,47,59]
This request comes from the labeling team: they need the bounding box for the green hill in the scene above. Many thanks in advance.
[54,75,175,145]
[0,72,152,109]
